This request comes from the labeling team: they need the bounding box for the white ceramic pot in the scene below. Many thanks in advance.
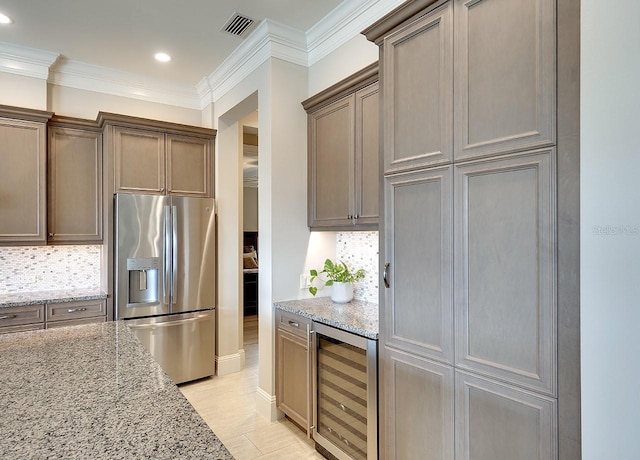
[331,282,353,303]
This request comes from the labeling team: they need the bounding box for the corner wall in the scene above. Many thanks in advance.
[581,1,640,458]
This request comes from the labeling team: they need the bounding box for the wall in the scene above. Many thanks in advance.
[0,73,47,110]
[0,245,101,294]
[308,34,378,96]
[243,187,258,231]
[48,84,202,124]
[336,232,379,304]
[581,1,640,458]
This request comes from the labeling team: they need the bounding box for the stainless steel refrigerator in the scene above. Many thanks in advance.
[114,193,216,384]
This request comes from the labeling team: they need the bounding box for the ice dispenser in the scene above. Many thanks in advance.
[127,257,160,307]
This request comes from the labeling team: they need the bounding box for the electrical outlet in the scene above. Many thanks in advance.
[299,274,311,290]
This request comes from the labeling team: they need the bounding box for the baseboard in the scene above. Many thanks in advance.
[239,348,246,368]
[256,386,284,422]
[215,352,242,376]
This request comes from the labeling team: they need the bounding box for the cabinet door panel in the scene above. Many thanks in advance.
[455,370,557,460]
[355,83,379,226]
[454,149,556,395]
[308,96,354,228]
[167,134,211,197]
[114,126,165,194]
[276,328,309,430]
[384,167,453,364]
[454,0,556,160]
[382,348,454,460]
[382,1,453,173]
[0,119,47,244]
[48,127,103,243]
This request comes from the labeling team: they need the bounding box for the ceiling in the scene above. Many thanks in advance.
[0,0,343,86]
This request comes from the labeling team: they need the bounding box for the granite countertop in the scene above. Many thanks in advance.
[0,322,233,459]
[0,287,107,308]
[274,297,379,340]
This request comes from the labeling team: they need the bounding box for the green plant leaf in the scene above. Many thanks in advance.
[309,286,317,296]
[310,269,318,277]
[325,280,333,286]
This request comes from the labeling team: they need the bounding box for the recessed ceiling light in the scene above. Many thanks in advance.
[0,12,13,24]
[154,52,171,63]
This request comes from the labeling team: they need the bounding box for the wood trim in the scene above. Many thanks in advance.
[49,115,101,131]
[362,0,442,44]
[97,112,216,137]
[0,104,53,123]
[301,62,378,112]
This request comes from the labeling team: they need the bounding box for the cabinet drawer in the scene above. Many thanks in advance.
[46,316,106,329]
[276,309,311,338]
[0,304,45,327]
[46,299,106,322]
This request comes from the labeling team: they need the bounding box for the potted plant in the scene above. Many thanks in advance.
[309,259,365,303]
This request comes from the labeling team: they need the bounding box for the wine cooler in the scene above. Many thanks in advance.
[312,322,377,460]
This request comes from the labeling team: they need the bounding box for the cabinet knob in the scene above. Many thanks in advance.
[347,215,353,220]
[49,233,54,238]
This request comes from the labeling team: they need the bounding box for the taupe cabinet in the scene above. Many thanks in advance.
[275,309,311,433]
[363,0,576,458]
[48,118,103,243]
[108,119,213,197]
[0,299,106,334]
[303,64,379,230]
[0,106,53,245]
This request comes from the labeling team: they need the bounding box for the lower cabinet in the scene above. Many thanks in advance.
[0,304,45,334]
[275,310,311,433]
[0,299,107,334]
[45,299,106,324]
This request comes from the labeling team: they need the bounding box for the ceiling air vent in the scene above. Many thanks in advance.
[222,13,257,39]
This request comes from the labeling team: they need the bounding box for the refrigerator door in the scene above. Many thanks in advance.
[115,193,171,319]
[126,310,215,384]
[170,196,216,313]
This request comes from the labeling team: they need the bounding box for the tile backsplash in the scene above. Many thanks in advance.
[0,245,101,294]
[336,232,379,304]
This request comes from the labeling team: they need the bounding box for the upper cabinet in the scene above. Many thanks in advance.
[48,117,103,244]
[0,106,53,246]
[382,1,453,174]
[453,0,556,161]
[100,113,215,198]
[303,63,379,231]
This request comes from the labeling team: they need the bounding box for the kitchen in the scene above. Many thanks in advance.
[0,1,637,459]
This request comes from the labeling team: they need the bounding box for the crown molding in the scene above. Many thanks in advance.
[0,41,59,80]
[49,58,201,110]
[197,19,307,108]
[306,0,405,66]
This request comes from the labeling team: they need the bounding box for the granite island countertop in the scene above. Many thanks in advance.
[274,297,378,340]
[0,322,233,459]
[0,287,107,308]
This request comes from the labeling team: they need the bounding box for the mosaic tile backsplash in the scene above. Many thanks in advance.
[0,245,101,294]
[336,232,379,304]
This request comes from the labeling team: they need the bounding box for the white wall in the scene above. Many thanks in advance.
[0,73,48,110]
[48,84,203,125]
[308,34,378,97]
[581,1,640,459]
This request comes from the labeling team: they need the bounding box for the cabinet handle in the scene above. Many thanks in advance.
[67,307,88,313]
[383,262,391,288]
[347,215,353,220]
[354,215,359,220]
[0,314,17,320]
[288,320,299,328]
[160,187,165,193]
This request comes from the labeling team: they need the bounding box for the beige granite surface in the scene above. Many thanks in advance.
[274,297,378,340]
[0,322,233,459]
[0,287,107,308]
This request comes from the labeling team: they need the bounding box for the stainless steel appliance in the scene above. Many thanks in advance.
[312,322,378,460]
[114,193,216,384]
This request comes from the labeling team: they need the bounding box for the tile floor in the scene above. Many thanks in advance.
[179,315,325,460]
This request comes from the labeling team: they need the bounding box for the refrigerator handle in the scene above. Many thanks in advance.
[163,205,171,304]
[171,205,178,304]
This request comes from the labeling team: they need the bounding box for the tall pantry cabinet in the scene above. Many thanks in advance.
[364,0,580,459]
